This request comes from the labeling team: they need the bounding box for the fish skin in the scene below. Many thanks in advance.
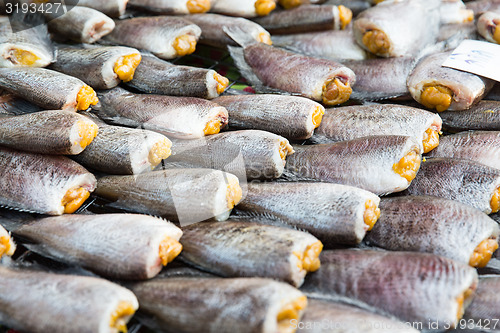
[125,53,222,99]
[94,87,228,139]
[129,277,306,333]
[0,93,43,115]
[466,0,500,16]
[235,182,380,245]
[463,275,500,324]
[322,0,370,16]
[103,16,201,60]
[0,265,138,333]
[179,221,321,287]
[51,46,141,89]
[285,135,421,195]
[210,0,274,18]
[212,94,324,140]
[366,195,500,265]
[0,110,97,155]
[0,147,96,215]
[0,67,86,111]
[5,213,182,280]
[164,130,293,180]
[95,168,240,223]
[406,157,500,214]
[128,0,208,14]
[301,249,478,329]
[477,11,500,43]
[310,104,442,153]
[439,100,500,132]
[426,131,500,171]
[53,0,128,17]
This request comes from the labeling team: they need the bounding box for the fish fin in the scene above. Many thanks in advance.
[0,204,37,215]
[350,90,410,102]
[227,45,264,88]
[223,26,258,48]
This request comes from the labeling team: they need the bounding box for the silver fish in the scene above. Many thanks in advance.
[0,265,139,333]
[179,221,322,287]
[210,0,277,17]
[0,223,15,259]
[439,100,500,132]
[128,0,211,14]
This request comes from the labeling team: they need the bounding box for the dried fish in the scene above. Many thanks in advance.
[1,213,183,280]
[463,275,500,325]
[0,110,98,155]
[164,130,294,180]
[226,26,356,106]
[466,0,500,15]
[0,93,43,115]
[405,157,500,214]
[212,94,324,140]
[95,168,242,223]
[366,196,499,268]
[56,0,128,18]
[0,67,99,111]
[0,147,96,215]
[210,0,276,17]
[0,265,138,333]
[439,100,500,132]
[285,135,422,195]
[50,46,142,90]
[46,6,115,44]
[179,221,322,287]
[322,0,371,16]
[301,249,478,329]
[0,224,15,259]
[311,104,442,153]
[128,0,211,14]
[407,51,494,112]
[235,182,380,245]
[253,5,353,34]
[125,53,228,99]
[73,113,171,175]
[477,10,500,44]
[440,0,474,24]
[93,87,228,139]
[129,277,307,333]
[103,16,201,59]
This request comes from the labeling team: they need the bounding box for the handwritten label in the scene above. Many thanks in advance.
[442,40,500,82]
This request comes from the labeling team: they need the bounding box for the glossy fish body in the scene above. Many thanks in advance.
[0,147,96,215]
[125,53,227,99]
[129,277,307,333]
[51,46,141,90]
[406,157,500,214]
[103,16,201,60]
[0,266,138,333]
[301,249,478,329]
[164,130,293,180]
[463,276,500,324]
[439,100,500,132]
[180,221,322,287]
[366,196,500,267]
[285,135,422,195]
[311,104,442,154]
[94,87,228,139]
[95,168,242,223]
[210,0,276,17]
[212,94,325,140]
[235,182,380,245]
[128,0,211,14]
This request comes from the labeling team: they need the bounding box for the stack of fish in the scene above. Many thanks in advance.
[0,0,499,332]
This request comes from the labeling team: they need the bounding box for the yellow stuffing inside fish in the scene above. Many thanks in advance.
[322,78,352,106]
[362,29,390,55]
[203,113,227,135]
[11,49,40,66]
[420,85,453,112]
[363,199,380,231]
[61,187,90,214]
[159,236,183,266]
[311,106,325,129]
[187,0,211,13]
[469,237,498,268]
[294,241,323,273]
[494,22,500,44]
[392,147,421,182]
[114,53,142,82]
[258,32,273,45]
[226,176,243,209]
[338,6,352,30]
[255,0,276,16]
[109,301,136,333]
[0,235,15,258]
[455,287,475,324]
[279,140,294,161]
[76,85,99,111]
[491,186,500,213]
[422,127,440,153]
[277,295,307,333]
[173,35,198,57]
[278,0,302,10]
[214,72,229,95]
[77,120,98,149]
[148,138,172,167]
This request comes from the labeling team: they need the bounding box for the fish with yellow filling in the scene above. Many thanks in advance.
[285,135,422,195]
[103,16,201,60]
[213,94,324,140]
[0,265,138,333]
[0,67,98,111]
[301,250,478,330]
[210,0,276,17]
[128,0,211,14]
[0,223,15,259]
[439,100,500,132]
[94,87,228,139]
[225,26,355,106]
[50,46,141,90]
[366,196,499,268]
[0,146,96,215]
[462,275,500,326]
[179,221,322,287]
[234,182,380,246]
[129,276,307,333]
[125,53,228,99]
[406,157,500,214]
[95,168,242,223]
[477,10,500,44]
